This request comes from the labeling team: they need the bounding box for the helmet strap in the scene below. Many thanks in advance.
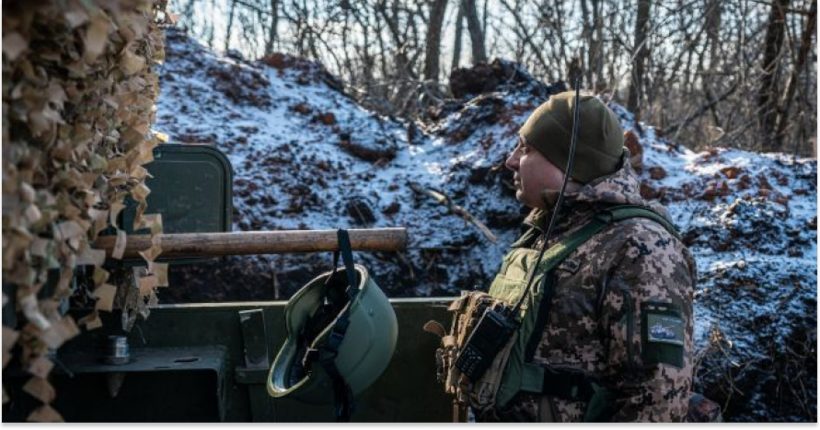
[316,229,360,421]
[324,358,355,421]
[327,229,360,302]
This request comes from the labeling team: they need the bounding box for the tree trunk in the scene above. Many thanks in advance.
[579,0,604,90]
[758,0,791,151]
[581,0,593,87]
[264,0,280,55]
[567,56,583,86]
[774,0,815,150]
[705,0,722,71]
[225,0,237,53]
[482,0,489,39]
[451,0,465,71]
[463,0,487,64]
[424,0,449,82]
[592,0,605,91]
[606,2,620,92]
[628,0,651,121]
[374,5,389,79]
[377,0,416,78]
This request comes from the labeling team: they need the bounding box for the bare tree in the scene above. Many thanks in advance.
[628,0,651,121]
[591,0,605,91]
[451,0,465,71]
[174,0,817,156]
[580,0,594,87]
[758,0,791,151]
[377,0,418,79]
[775,0,816,149]
[225,0,238,52]
[264,0,280,55]
[424,0,449,82]
[463,0,487,63]
[498,0,549,74]
[705,0,722,71]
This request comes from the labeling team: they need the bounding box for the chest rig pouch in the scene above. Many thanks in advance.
[424,291,517,414]
[425,205,683,420]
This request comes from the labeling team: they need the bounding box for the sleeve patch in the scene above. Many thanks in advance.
[641,301,685,368]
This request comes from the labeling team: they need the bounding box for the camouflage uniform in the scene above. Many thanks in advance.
[481,154,696,422]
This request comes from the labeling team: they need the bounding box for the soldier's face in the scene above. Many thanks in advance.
[505,136,567,209]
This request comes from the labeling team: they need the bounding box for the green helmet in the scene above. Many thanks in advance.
[267,230,398,420]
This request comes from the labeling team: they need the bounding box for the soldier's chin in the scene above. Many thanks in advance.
[515,191,540,209]
[514,190,526,204]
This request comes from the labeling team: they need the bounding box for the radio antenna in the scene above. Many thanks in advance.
[512,76,582,315]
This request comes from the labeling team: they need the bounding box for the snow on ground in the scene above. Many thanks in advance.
[154,30,816,421]
[615,106,817,422]
[155,30,531,299]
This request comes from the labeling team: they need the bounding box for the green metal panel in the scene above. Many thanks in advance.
[113,144,233,266]
[69,347,225,421]
[121,143,233,235]
[2,298,458,422]
[3,346,227,422]
[237,309,275,421]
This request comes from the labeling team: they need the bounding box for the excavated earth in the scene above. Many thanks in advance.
[154,30,817,422]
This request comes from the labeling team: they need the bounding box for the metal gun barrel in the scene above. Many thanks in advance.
[94,228,408,259]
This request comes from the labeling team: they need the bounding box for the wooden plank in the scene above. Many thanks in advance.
[93,228,407,259]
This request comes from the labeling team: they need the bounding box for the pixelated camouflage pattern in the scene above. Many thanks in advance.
[484,153,696,422]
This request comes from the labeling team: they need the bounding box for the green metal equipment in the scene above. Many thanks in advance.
[2,144,457,422]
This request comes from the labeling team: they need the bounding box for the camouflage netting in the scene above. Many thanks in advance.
[2,0,174,421]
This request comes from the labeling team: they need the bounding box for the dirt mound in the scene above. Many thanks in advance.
[448,58,562,99]
[695,256,816,421]
[683,197,812,255]
[259,51,345,93]
[685,196,817,421]
[155,32,817,421]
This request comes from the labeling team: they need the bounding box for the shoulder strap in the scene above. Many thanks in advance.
[537,204,682,273]
[596,204,682,240]
[510,226,541,249]
[533,218,608,274]
[520,205,682,410]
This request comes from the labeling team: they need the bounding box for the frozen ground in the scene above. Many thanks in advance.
[154,30,816,421]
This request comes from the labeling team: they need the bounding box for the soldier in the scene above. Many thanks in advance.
[480,92,697,422]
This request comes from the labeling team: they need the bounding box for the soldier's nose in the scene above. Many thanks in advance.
[505,152,519,171]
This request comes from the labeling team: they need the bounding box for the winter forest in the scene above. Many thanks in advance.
[176,0,817,155]
[1,0,816,424]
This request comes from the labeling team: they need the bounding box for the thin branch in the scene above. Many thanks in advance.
[408,181,498,243]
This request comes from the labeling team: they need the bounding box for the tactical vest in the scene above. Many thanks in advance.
[491,205,682,420]
[428,205,686,422]
[496,205,685,420]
